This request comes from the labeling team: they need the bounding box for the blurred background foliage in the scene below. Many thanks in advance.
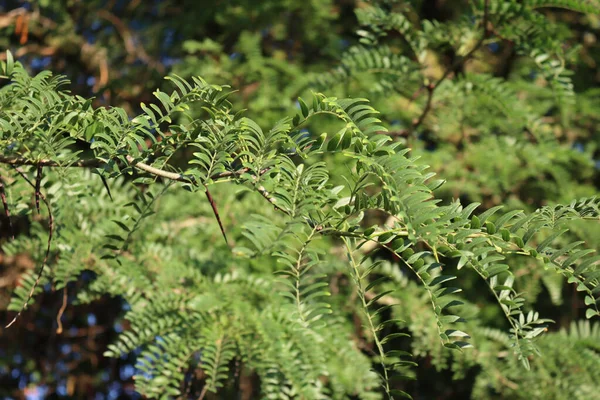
[0,0,599,399]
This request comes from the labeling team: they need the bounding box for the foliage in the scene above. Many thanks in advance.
[1,0,600,399]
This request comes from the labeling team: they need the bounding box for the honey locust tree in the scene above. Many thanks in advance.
[1,0,600,399]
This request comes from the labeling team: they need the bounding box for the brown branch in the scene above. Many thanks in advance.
[411,82,435,130]
[255,183,288,215]
[1,153,290,252]
[56,287,68,334]
[198,385,209,400]
[0,44,56,61]
[0,155,251,182]
[0,154,290,246]
[0,156,101,168]
[5,166,54,328]
[96,10,164,74]
[124,155,193,182]
[35,163,42,213]
[96,10,139,62]
[411,0,491,132]
[0,154,287,232]
[0,8,57,31]
[15,12,29,44]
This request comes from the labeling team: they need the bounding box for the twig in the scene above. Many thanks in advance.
[0,155,250,182]
[96,10,164,74]
[0,8,57,31]
[0,156,101,168]
[412,82,436,130]
[411,0,490,132]
[56,287,68,334]
[124,155,193,182]
[0,155,281,244]
[198,385,208,400]
[0,44,56,60]
[255,183,288,215]
[5,166,54,328]
[35,163,42,213]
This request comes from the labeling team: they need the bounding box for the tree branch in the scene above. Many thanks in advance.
[124,155,193,182]
[0,156,101,168]
[411,0,490,132]
[0,154,286,242]
[0,155,251,182]
[5,166,54,329]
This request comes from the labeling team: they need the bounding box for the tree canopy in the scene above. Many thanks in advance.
[1,1,600,399]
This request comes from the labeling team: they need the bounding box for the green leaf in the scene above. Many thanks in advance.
[429,275,456,287]
[5,50,13,76]
[298,97,309,118]
[584,296,595,306]
[445,329,470,338]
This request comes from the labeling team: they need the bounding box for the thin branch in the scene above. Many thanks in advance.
[1,153,288,255]
[255,183,288,215]
[56,286,68,334]
[411,0,490,132]
[0,154,284,245]
[1,153,288,247]
[411,82,435,130]
[0,43,56,60]
[1,157,287,218]
[197,385,208,400]
[5,166,54,328]
[124,155,193,182]
[0,156,101,168]
[96,9,164,73]
[35,163,42,213]
[0,155,252,182]
[0,8,57,31]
